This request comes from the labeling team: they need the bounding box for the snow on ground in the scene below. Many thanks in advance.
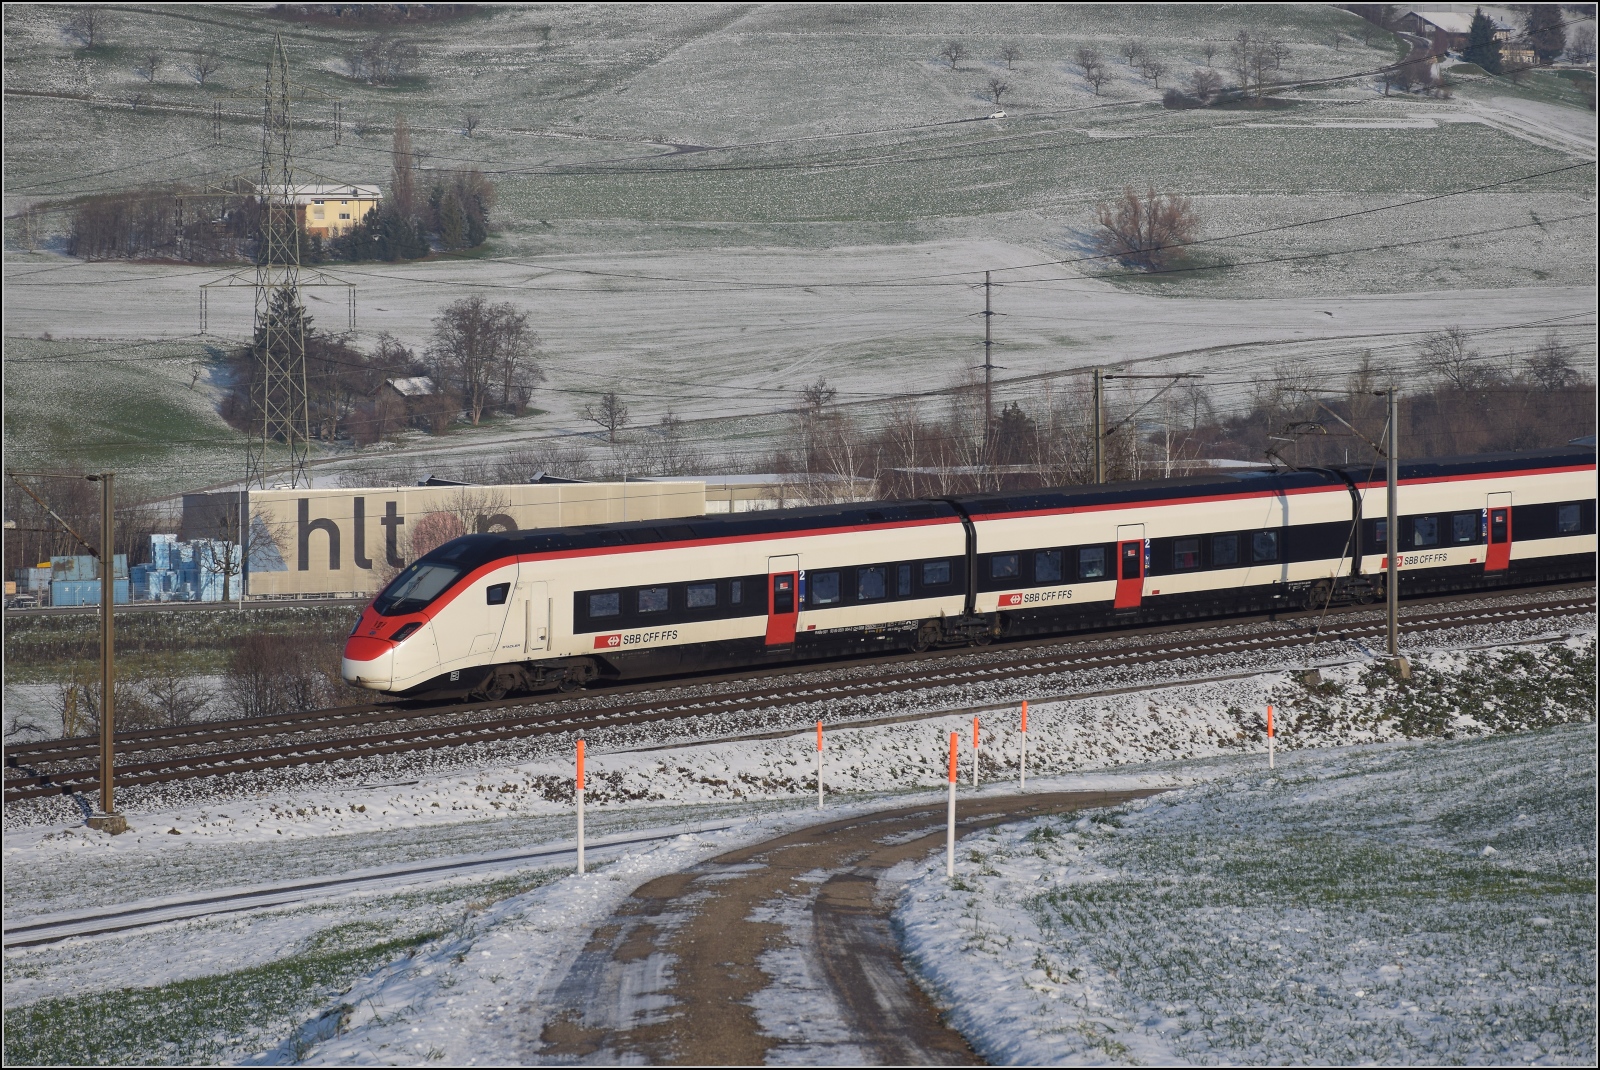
[896,722,1597,1066]
[2,635,1591,1064]
[5,246,1593,491]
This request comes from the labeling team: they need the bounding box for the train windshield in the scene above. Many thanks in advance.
[373,562,463,616]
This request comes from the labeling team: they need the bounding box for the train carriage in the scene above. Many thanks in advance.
[343,445,1595,699]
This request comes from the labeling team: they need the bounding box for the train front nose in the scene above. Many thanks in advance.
[342,635,395,691]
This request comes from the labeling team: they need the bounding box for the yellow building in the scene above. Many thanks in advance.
[258,183,383,238]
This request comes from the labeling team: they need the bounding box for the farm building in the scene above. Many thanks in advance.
[256,183,383,238]
[1394,10,1516,52]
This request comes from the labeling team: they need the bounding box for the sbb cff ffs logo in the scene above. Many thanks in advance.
[593,633,622,649]
[999,593,1024,607]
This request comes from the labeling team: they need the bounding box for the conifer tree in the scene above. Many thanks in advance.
[1524,5,1565,65]
[1464,8,1502,73]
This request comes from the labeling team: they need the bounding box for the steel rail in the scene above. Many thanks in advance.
[7,583,1587,766]
[6,594,1590,804]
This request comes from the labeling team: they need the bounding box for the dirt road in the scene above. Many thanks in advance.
[531,788,1163,1065]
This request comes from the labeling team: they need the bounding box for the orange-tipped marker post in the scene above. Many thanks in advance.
[947,731,958,877]
[576,738,587,874]
[1019,700,1029,792]
[816,720,825,810]
[1267,704,1275,770]
[972,715,981,788]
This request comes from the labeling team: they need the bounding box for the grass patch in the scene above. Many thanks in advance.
[4,604,359,682]
[2,923,440,1066]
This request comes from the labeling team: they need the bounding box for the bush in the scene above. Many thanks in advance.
[225,633,344,719]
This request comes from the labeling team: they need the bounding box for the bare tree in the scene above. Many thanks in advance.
[801,377,838,415]
[584,391,630,442]
[940,41,967,69]
[1229,30,1253,86]
[1421,327,1495,390]
[985,76,1011,105]
[464,111,480,138]
[1092,187,1200,272]
[391,114,416,218]
[191,49,221,86]
[1140,57,1168,87]
[1122,39,1147,66]
[632,410,703,476]
[428,296,544,425]
[1382,65,1413,95]
[68,6,100,49]
[1525,332,1581,389]
[141,51,161,82]
[1075,46,1108,93]
[1201,40,1218,64]
[1269,38,1290,70]
[1569,25,1597,64]
[353,34,420,85]
[136,663,210,726]
[1190,68,1223,101]
[999,43,1022,69]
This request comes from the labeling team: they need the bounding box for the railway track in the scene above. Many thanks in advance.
[6,588,1592,804]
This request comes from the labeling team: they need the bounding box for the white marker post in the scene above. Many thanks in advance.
[972,715,981,788]
[816,720,824,810]
[946,731,958,878]
[1267,704,1275,770]
[1019,700,1028,792]
[576,738,586,874]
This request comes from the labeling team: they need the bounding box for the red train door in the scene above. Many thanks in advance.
[1486,494,1512,572]
[1114,525,1145,609]
[766,555,799,646]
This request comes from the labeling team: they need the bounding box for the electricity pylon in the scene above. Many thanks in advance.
[247,33,310,490]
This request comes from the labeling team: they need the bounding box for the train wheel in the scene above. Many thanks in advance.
[911,622,940,653]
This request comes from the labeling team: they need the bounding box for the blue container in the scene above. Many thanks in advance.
[50,579,130,606]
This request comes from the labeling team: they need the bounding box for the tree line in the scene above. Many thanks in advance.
[64,116,493,263]
[219,293,543,451]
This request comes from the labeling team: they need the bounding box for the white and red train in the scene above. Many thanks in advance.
[342,445,1595,698]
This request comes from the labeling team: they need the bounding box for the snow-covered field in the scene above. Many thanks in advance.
[897,721,1597,1065]
[3,634,1591,1064]
[5,249,1593,492]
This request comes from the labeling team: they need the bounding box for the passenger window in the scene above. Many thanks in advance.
[1212,534,1239,567]
[1077,547,1106,580]
[1452,513,1477,544]
[811,571,841,605]
[857,567,887,600]
[589,592,620,618]
[1412,516,1438,548]
[990,554,1019,579]
[1372,520,1388,550]
[1558,504,1581,533]
[1121,543,1141,580]
[638,587,669,613]
[1252,531,1279,563]
[1172,538,1200,570]
[897,564,912,597]
[486,582,510,606]
[686,582,717,608]
[1035,550,1062,584]
[921,560,952,586]
[730,579,744,604]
